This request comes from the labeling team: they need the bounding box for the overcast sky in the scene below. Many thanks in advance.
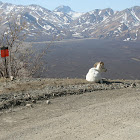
[2,0,140,12]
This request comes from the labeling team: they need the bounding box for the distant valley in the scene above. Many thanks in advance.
[32,39,140,80]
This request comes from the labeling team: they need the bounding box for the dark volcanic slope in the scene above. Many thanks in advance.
[32,39,140,80]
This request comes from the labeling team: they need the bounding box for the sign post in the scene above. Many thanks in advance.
[1,47,9,78]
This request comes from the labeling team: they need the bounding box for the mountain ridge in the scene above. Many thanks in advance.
[0,1,140,41]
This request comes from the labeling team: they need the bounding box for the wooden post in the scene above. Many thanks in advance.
[4,57,9,78]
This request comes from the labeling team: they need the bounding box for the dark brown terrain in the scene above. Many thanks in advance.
[32,39,140,80]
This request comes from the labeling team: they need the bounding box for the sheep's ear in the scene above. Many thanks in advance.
[94,62,99,68]
[100,62,104,65]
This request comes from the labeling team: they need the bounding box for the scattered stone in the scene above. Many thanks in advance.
[0,79,140,111]
[130,83,136,88]
[46,100,50,105]
[10,76,14,81]
[27,93,31,98]
[26,104,33,108]
[32,100,36,103]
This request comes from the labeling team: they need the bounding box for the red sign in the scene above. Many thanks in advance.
[1,47,9,57]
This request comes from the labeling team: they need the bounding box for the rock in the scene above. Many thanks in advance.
[26,104,33,108]
[32,100,36,103]
[46,100,50,104]
[130,83,136,88]
[10,76,14,81]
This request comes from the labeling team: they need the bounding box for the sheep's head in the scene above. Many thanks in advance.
[94,61,107,72]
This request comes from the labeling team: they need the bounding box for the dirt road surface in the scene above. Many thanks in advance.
[0,86,140,140]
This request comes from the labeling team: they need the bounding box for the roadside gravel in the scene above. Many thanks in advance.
[0,79,140,140]
[0,78,139,111]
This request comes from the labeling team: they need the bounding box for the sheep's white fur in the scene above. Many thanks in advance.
[86,62,107,83]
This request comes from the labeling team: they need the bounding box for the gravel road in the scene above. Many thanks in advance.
[0,79,140,140]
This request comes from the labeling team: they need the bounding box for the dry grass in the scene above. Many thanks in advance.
[0,78,88,94]
[0,78,139,95]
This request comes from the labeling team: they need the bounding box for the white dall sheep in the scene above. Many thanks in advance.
[86,61,107,83]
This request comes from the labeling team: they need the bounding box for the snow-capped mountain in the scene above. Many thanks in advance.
[0,2,75,41]
[54,5,84,19]
[0,1,140,41]
[54,5,73,13]
[69,7,140,40]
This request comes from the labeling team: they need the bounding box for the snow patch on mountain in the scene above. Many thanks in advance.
[54,5,84,20]
[0,1,140,41]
